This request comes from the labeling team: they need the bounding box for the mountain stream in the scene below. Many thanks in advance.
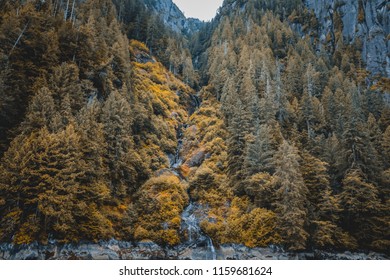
[168,94,217,260]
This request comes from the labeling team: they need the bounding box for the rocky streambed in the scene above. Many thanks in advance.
[0,241,388,260]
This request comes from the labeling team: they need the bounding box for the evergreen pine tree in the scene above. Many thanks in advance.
[301,151,343,248]
[101,90,147,197]
[340,168,381,247]
[273,140,308,250]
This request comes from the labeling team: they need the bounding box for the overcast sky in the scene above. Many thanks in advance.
[172,0,224,21]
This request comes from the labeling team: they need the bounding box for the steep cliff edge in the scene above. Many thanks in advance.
[146,0,203,35]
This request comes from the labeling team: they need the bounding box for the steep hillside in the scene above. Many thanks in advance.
[188,0,390,252]
[0,0,389,257]
[111,0,198,86]
[0,0,195,244]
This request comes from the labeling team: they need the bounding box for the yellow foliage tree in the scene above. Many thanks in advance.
[134,174,188,246]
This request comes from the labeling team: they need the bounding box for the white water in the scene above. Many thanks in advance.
[180,202,217,260]
[206,235,217,260]
[168,95,216,260]
[169,125,184,169]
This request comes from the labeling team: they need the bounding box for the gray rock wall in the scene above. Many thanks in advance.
[304,0,389,77]
[146,0,203,34]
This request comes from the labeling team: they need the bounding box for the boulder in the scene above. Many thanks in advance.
[185,149,206,167]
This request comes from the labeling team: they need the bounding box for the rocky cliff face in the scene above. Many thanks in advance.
[153,0,389,77]
[146,0,203,34]
[304,0,389,77]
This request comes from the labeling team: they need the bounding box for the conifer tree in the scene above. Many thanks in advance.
[76,99,108,193]
[273,140,308,250]
[301,151,343,248]
[245,172,276,209]
[34,125,85,242]
[340,168,381,246]
[284,54,303,99]
[101,90,147,197]
[48,63,86,114]
[226,98,252,193]
[244,124,275,175]
[21,87,56,133]
[0,124,113,243]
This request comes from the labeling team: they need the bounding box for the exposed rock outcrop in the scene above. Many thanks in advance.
[1,242,388,260]
[146,0,203,34]
[149,0,388,77]
[304,0,389,77]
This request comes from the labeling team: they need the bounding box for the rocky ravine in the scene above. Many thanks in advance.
[0,241,388,260]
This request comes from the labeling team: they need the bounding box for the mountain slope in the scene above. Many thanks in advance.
[303,0,389,77]
[0,0,389,256]
[0,1,195,244]
[185,0,390,252]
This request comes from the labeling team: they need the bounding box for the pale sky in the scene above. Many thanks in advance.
[172,0,224,21]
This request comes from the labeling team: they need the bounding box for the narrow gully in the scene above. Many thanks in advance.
[169,93,217,260]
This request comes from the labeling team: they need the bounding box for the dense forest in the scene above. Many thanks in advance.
[0,0,389,254]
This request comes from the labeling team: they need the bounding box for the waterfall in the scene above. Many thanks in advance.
[206,237,217,260]
[168,92,216,259]
[181,203,200,243]
[169,124,184,169]
[180,202,217,260]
